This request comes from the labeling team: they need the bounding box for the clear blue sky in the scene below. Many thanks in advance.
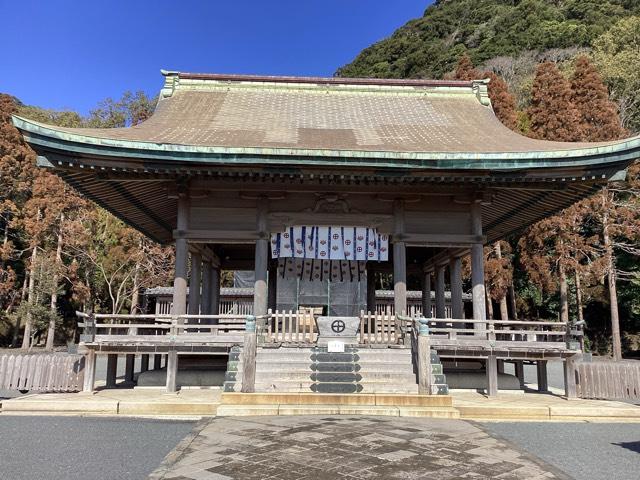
[1,0,432,114]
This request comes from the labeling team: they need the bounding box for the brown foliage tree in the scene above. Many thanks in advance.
[571,55,627,141]
[528,62,583,141]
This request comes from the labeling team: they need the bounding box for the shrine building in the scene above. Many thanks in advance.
[13,72,639,400]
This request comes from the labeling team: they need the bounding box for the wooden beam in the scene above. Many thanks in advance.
[402,233,485,246]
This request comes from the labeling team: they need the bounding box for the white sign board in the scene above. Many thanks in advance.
[327,340,345,353]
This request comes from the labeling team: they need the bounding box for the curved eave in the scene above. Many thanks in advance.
[13,115,640,172]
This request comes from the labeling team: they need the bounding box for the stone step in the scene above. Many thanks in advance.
[253,371,419,383]
[257,348,413,356]
[223,383,420,394]
[221,392,453,407]
[252,362,416,374]
[251,384,420,394]
[215,404,460,419]
[255,351,412,363]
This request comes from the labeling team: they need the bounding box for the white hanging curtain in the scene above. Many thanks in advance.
[277,258,367,282]
[270,226,389,262]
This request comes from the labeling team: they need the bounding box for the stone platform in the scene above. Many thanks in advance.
[3,388,640,421]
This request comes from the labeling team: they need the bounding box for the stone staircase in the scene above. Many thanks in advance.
[224,345,449,395]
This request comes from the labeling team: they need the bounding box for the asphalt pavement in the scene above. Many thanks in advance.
[484,422,640,480]
[0,416,195,480]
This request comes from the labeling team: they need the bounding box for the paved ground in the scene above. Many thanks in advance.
[0,416,195,480]
[484,422,640,480]
[150,416,569,480]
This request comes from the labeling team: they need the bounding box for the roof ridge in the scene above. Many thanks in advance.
[159,69,486,88]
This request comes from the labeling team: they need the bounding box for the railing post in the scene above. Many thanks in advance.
[79,312,96,343]
[241,315,257,393]
[417,318,432,395]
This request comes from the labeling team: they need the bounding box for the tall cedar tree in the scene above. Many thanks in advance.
[570,55,632,359]
[528,62,583,142]
[571,55,627,141]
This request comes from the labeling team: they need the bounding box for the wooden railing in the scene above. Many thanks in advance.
[358,311,404,345]
[77,312,248,344]
[258,310,317,345]
[408,317,583,350]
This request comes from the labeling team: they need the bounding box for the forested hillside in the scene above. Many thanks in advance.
[339,0,640,132]
[341,0,640,357]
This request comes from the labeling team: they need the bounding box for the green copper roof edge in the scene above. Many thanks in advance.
[12,115,640,170]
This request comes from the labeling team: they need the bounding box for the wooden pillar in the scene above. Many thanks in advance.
[268,261,278,312]
[393,199,407,316]
[211,267,221,315]
[564,355,578,399]
[166,350,178,393]
[125,354,135,383]
[537,360,549,392]
[435,264,446,319]
[422,271,432,318]
[450,257,463,319]
[106,354,118,388]
[367,265,376,314]
[201,260,213,315]
[168,193,189,393]
[82,350,96,393]
[486,354,498,397]
[188,252,202,316]
[140,354,149,373]
[515,360,525,389]
[153,354,162,370]
[172,195,189,318]
[471,202,487,331]
[254,200,269,317]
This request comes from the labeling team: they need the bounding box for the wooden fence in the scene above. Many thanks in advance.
[0,353,85,392]
[576,360,640,400]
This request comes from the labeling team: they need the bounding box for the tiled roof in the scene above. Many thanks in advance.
[15,71,629,158]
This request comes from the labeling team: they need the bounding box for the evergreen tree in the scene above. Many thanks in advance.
[528,62,583,141]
